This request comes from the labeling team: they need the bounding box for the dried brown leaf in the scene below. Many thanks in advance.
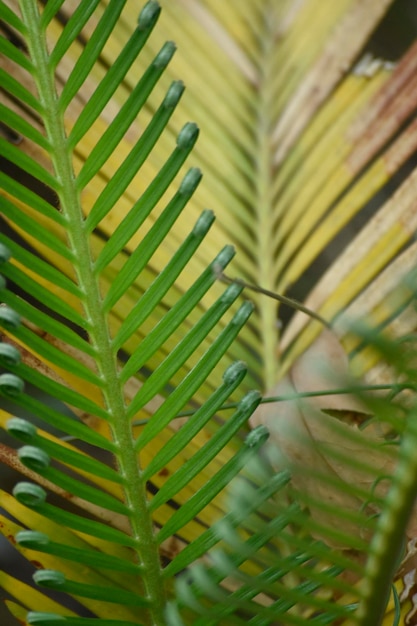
[250,329,401,547]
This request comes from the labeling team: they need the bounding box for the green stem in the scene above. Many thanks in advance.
[19,2,165,623]
[169,383,408,418]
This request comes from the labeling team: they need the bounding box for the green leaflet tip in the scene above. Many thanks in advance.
[0,373,24,396]
[164,80,185,109]
[0,275,5,290]
[0,342,21,366]
[221,281,243,303]
[165,602,184,626]
[179,167,202,196]
[245,425,269,448]
[192,209,214,237]
[0,305,21,329]
[33,569,65,588]
[138,0,161,31]
[177,122,199,150]
[0,243,11,263]
[238,389,262,414]
[210,550,236,578]
[7,417,36,441]
[16,530,50,548]
[232,300,254,325]
[154,41,176,69]
[18,445,51,472]
[223,361,247,385]
[27,615,65,625]
[212,245,235,271]
[13,482,46,507]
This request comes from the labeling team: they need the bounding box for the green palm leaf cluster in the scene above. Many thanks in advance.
[2,1,417,625]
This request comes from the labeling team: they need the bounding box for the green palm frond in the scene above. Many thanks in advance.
[0,1,260,623]
[3,1,417,625]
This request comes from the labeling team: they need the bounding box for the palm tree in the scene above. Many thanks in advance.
[1,0,417,624]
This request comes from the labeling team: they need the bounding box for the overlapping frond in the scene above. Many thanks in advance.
[138,0,417,389]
